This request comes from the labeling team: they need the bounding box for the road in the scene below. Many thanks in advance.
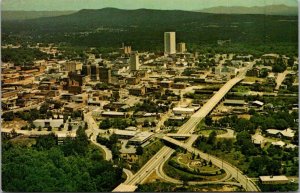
[84,111,113,161]
[161,136,260,191]
[114,62,258,191]
[156,150,233,185]
[123,168,134,184]
[126,146,175,185]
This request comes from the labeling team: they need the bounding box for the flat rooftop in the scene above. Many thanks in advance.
[259,175,289,182]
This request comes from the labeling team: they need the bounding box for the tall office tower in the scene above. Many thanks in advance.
[90,64,99,81]
[130,51,140,71]
[81,64,91,76]
[164,32,176,55]
[177,42,186,53]
[99,67,112,84]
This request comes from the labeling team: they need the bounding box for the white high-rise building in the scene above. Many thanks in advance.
[164,32,176,55]
[130,51,140,71]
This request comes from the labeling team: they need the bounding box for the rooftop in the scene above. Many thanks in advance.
[102,111,125,116]
[114,129,137,136]
[280,128,295,138]
[173,107,195,112]
[259,175,289,182]
[271,141,285,147]
[252,100,264,106]
[129,131,154,142]
[224,99,246,105]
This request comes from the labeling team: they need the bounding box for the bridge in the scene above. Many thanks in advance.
[161,136,260,191]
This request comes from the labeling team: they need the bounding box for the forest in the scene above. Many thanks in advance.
[2,128,123,192]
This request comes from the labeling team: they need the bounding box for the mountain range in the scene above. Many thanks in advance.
[2,11,76,21]
[2,7,298,50]
[1,4,298,21]
[197,4,298,16]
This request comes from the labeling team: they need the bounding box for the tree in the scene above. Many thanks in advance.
[248,108,256,115]
[100,119,111,129]
[68,124,72,131]
[205,116,213,126]
[207,131,217,145]
[39,103,49,114]
[47,126,52,131]
[143,120,149,127]
[35,133,57,150]
[2,112,14,121]
[136,146,143,155]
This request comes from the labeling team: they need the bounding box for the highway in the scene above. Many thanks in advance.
[123,168,134,184]
[126,146,175,185]
[161,136,260,191]
[114,63,259,191]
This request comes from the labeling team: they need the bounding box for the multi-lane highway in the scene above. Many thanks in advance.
[161,136,260,191]
[113,63,259,191]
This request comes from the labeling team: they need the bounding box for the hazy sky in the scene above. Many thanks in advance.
[2,0,298,11]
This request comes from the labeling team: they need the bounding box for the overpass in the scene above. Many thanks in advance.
[161,136,260,191]
[113,63,258,191]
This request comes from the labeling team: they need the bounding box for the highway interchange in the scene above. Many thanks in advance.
[113,62,260,191]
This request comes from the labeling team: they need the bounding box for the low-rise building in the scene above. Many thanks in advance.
[128,131,154,145]
[102,111,127,118]
[223,99,247,106]
[173,107,195,116]
[33,118,64,128]
[129,85,146,96]
[114,129,137,139]
[259,176,289,184]
[119,148,138,163]
[266,128,295,139]
[159,80,173,88]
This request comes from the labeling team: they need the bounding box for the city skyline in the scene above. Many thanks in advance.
[2,0,298,11]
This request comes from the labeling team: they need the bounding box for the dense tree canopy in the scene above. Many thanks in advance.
[2,130,123,192]
[2,47,48,65]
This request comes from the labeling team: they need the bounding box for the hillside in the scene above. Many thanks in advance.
[198,4,298,16]
[2,11,76,21]
[2,8,298,50]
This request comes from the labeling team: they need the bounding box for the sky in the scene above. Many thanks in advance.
[1,0,298,11]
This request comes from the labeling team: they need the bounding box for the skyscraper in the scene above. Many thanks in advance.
[90,64,99,81]
[99,66,112,84]
[130,51,140,71]
[164,32,176,55]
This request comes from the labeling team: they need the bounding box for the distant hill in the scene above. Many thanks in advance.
[2,11,76,21]
[2,8,298,50]
[198,4,298,16]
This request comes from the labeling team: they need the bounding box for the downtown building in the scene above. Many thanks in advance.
[130,51,140,71]
[164,32,176,55]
